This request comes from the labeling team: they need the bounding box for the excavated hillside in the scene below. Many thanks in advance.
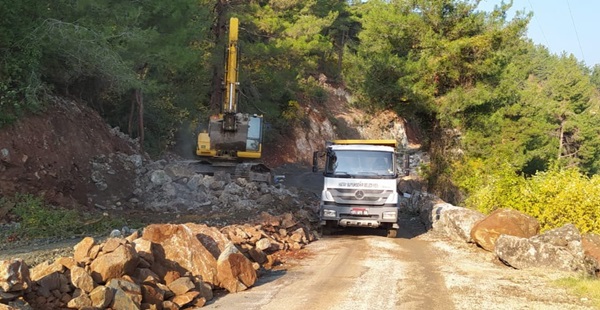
[0,97,142,209]
[0,77,423,218]
[264,76,423,166]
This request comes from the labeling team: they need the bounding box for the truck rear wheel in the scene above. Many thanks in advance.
[386,228,397,238]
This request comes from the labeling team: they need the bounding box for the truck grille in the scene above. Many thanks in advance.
[329,188,393,205]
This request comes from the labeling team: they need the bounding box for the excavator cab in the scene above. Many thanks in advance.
[196,113,263,159]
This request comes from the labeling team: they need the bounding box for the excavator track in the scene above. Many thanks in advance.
[188,160,272,184]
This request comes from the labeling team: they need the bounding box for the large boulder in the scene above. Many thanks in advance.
[495,224,589,272]
[142,223,229,286]
[0,259,30,292]
[471,208,540,251]
[216,243,257,293]
[430,204,485,243]
[582,233,600,275]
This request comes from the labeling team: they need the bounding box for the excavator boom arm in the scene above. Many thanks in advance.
[223,17,239,114]
[197,17,265,162]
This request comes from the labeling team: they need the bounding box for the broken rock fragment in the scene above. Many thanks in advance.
[217,242,257,293]
[89,285,113,309]
[90,242,139,283]
[142,223,228,286]
[70,265,95,293]
[73,237,96,264]
[107,278,142,309]
[0,259,30,292]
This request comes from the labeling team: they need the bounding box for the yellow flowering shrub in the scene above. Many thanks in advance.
[458,162,600,233]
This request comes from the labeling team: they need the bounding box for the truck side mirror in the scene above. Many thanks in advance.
[312,151,318,172]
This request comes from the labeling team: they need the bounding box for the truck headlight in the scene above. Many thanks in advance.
[382,211,397,220]
[323,209,336,217]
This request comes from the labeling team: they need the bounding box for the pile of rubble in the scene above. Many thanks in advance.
[409,192,600,276]
[89,157,316,226]
[0,212,318,309]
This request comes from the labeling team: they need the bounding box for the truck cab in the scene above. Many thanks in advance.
[313,140,400,238]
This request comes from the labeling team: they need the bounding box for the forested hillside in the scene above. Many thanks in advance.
[3,0,600,232]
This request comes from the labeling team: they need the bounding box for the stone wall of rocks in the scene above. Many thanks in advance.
[0,213,317,309]
[408,191,600,276]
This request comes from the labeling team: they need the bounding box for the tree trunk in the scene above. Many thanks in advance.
[209,0,229,112]
[128,93,135,137]
[557,118,565,160]
[337,29,346,77]
[135,88,144,152]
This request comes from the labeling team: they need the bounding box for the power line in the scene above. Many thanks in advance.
[565,0,586,62]
[526,0,549,48]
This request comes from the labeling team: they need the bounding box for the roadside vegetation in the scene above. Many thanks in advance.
[2,1,600,240]
[454,162,600,233]
[555,276,600,308]
[0,194,129,242]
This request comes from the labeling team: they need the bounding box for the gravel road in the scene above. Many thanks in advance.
[203,214,595,310]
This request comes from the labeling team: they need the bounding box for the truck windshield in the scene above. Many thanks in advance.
[325,150,395,178]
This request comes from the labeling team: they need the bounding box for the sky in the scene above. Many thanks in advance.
[477,0,600,67]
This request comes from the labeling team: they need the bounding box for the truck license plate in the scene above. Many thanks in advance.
[350,208,368,216]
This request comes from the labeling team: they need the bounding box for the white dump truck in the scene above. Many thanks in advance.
[313,140,400,238]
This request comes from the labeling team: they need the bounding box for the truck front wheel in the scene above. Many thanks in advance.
[320,226,332,236]
[320,221,337,236]
[386,228,397,238]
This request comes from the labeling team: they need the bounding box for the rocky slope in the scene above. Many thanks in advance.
[0,78,422,213]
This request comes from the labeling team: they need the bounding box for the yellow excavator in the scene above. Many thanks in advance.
[196,17,271,183]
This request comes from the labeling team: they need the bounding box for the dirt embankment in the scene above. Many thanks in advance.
[0,97,140,209]
[1,79,418,209]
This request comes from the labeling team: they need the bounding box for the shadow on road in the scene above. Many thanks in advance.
[322,213,427,240]
[325,227,389,238]
[205,269,287,306]
[397,212,428,239]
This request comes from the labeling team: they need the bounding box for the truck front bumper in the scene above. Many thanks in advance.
[319,204,399,229]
